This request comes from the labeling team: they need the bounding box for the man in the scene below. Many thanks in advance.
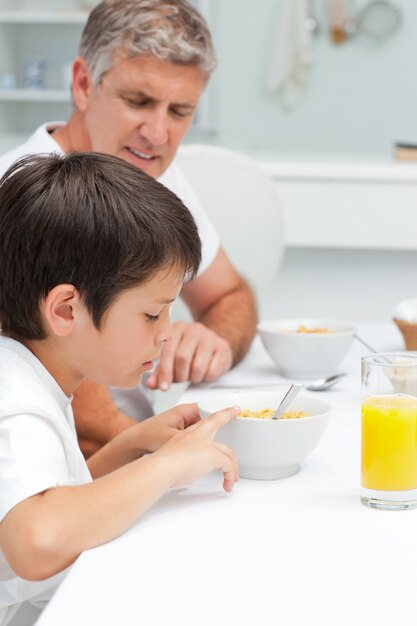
[0,0,257,455]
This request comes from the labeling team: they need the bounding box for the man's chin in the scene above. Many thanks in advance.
[121,149,165,178]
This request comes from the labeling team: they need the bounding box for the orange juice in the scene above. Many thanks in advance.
[362,395,417,491]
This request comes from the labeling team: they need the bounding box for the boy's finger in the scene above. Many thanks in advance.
[178,403,201,428]
[215,441,239,479]
[202,406,240,437]
[215,446,239,492]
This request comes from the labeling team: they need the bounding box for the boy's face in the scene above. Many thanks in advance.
[78,268,182,389]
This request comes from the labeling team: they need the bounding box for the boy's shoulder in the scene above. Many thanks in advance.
[0,337,68,420]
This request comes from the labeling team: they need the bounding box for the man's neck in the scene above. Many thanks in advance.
[52,111,92,154]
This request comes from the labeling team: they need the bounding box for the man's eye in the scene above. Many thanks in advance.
[126,99,147,108]
[171,109,192,118]
[146,314,160,321]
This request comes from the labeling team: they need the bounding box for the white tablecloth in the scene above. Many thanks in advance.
[36,323,416,626]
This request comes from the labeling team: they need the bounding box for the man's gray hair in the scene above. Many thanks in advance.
[79,0,217,85]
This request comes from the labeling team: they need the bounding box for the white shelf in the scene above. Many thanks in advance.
[257,154,417,184]
[0,89,70,102]
[0,11,87,24]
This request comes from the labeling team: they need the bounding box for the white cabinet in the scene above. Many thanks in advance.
[0,0,214,152]
[0,2,87,151]
[258,156,417,251]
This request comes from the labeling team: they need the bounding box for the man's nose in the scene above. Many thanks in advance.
[140,112,169,147]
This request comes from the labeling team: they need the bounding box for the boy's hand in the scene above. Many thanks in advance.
[135,403,201,453]
[146,321,233,391]
[155,406,240,492]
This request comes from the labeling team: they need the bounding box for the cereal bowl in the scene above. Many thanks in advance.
[372,353,417,395]
[257,318,355,379]
[198,391,331,480]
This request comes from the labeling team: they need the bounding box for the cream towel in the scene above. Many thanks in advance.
[266,0,314,109]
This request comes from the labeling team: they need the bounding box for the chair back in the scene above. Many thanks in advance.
[177,144,285,300]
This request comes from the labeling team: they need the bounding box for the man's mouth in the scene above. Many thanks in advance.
[127,147,157,161]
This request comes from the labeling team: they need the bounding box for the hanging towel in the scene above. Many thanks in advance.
[266,0,313,109]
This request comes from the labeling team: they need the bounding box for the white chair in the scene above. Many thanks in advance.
[154,144,285,414]
[176,143,285,301]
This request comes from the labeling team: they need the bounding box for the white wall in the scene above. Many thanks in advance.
[206,0,417,156]
[261,248,417,324]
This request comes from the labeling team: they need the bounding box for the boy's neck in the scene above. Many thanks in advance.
[23,338,81,397]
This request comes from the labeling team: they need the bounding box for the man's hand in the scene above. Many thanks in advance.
[146,320,233,391]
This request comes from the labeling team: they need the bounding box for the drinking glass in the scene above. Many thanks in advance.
[361,353,417,510]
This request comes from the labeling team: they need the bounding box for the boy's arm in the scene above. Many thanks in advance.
[0,407,239,582]
[86,403,201,478]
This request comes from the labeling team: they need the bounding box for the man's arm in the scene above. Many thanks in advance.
[184,247,257,365]
[147,247,258,389]
[73,381,136,458]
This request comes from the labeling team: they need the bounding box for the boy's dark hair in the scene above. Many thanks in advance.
[0,152,201,340]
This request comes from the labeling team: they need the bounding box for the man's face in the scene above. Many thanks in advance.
[80,55,206,179]
[79,268,183,389]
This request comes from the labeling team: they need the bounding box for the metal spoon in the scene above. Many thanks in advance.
[306,372,346,391]
[354,334,391,365]
[272,383,303,419]
[212,373,346,392]
[354,334,378,354]
[305,0,320,35]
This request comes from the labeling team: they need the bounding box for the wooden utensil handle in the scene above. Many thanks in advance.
[331,0,348,44]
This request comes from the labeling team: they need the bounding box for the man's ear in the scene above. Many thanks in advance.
[71,56,94,113]
[42,284,81,337]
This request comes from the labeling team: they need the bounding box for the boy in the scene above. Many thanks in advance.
[0,153,239,625]
[0,0,258,457]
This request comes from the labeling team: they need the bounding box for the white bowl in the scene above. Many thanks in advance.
[198,391,331,480]
[374,353,417,395]
[257,318,355,379]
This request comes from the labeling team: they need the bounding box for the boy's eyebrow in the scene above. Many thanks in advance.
[154,297,177,305]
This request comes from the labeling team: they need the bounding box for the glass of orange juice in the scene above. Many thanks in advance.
[361,354,417,510]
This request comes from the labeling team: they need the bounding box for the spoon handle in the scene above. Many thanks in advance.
[354,334,377,354]
[354,334,391,364]
[272,383,303,420]
[212,382,290,390]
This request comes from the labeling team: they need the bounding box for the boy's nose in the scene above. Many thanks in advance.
[157,320,173,345]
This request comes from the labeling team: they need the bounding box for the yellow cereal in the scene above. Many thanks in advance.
[239,408,308,420]
[296,325,331,334]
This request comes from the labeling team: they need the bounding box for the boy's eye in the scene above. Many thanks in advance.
[146,314,160,322]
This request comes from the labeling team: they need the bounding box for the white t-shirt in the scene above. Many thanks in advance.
[0,337,92,625]
[0,123,220,421]
[0,123,219,277]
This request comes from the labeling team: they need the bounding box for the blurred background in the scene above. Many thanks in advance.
[0,0,416,325]
[198,0,417,156]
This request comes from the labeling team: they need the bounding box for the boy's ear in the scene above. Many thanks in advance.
[42,284,81,337]
[71,56,93,113]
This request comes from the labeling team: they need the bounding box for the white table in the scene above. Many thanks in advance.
[36,323,417,626]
